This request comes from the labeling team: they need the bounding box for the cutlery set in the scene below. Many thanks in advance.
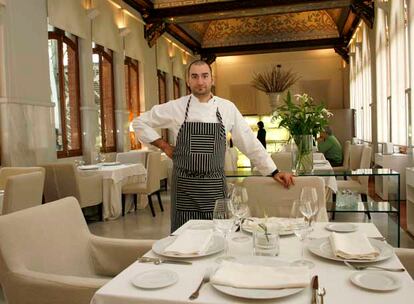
[311,275,326,304]
[138,257,192,265]
[344,260,405,272]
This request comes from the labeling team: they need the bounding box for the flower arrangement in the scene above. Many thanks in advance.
[251,65,300,93]
[273,91,332,137]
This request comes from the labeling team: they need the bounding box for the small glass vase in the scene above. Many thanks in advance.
[292,135,313,174]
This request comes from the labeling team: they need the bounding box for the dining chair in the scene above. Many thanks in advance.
[116,150,147,166]
[395,248,414,279]
[121,151,163,217]
[243,176,328,221]
[270,152,292,172]
[1,171,45,214]
[0,167,45,190]
[42,163,103,220]
[332,145,372,220]
[333,140,351,173]
[0,196,154,304]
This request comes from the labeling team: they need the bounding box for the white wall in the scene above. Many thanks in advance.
[215,49,349,110]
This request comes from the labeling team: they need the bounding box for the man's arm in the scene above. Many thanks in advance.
[151,138,174,158]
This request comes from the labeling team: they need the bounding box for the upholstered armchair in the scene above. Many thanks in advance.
[0,197,154,304]
[243,176,328,221]
[2,171,45,214]
[395,248,414,279]
[0,167,45,190]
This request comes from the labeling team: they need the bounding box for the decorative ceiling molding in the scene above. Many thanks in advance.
[152,0,230,9]
[200,11,339,48]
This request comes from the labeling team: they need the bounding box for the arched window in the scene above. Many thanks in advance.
[48,28,82,158]
[93,44,116,153]
[125,57,141,149]
[173,76,181,99]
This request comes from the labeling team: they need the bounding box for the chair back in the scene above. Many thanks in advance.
[342,140,351,169]
[116,151,147,166]
[0,197,94,277]
[243,176,328,221]
[224,147,238,171]
[146,152,161,194]
[349,144,364,170]
[0,167,45,190]
[270,152,292,172]
[2,171,45,214]
[358,145,372,187]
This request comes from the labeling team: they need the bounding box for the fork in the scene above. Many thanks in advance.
[317,287,326,304]
[344,261,405,272]
[189,269,210,300]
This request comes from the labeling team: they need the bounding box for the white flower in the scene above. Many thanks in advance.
[322,108,333,117]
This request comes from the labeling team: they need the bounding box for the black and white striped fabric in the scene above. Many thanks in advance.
[171,96,226,232]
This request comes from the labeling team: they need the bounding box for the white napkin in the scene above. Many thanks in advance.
[163,229,213,255]
[210,261,310,289]
[329,232,380,260]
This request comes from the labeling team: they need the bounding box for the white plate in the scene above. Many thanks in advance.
[350,271,401,291]
[101,162,121,166]
[325,223,358,233]
[152,235,225,258]
[131,269,178,289]
[241,218,295,236]
[78,165,100,170]
[307,237,394,263]
[313,160,329,164]
[211,257,305,299]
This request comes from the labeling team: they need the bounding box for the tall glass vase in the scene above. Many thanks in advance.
[292,135,313,174]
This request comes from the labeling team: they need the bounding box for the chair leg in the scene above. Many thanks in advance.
[156,191,164,212]
[331,192,336,220]
[121,194,126,216]
[99,203,103,221]
[133,194,137,211]
[148,195,156,217]
[361,193,371,220]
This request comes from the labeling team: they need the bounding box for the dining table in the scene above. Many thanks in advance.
[91,220,414,304]
[78,163,147,220]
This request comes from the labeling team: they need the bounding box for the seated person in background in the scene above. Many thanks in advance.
[317,126,343,167]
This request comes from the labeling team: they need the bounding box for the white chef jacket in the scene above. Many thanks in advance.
[132,94,277,176]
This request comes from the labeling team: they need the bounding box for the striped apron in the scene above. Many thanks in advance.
[171,96,226,232]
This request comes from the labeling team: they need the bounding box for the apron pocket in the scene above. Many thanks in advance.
[190,134,215,154]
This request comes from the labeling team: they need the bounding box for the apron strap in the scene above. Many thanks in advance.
[184,96,191,122]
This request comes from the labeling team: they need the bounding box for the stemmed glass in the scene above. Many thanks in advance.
[290,199,314,269]
[300,187,319,229]
[228,186,250,242]
[213,198,235,263]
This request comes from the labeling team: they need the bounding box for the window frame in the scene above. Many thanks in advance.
[48,28,83,158]
[93,44,117,153]
[157,69,169,142]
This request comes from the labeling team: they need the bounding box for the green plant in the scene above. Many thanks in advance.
[251,65,300,93]
[272,91,332,138]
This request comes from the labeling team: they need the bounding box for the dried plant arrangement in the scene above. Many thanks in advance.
[251,64,300,93]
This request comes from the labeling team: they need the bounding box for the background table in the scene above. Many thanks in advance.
[91,221,414,304]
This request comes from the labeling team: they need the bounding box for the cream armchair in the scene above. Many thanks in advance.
[243,176,328,221]
[395,248,414,279]
[42,163,103,219]
[0,197,154,304]
[0,167,45,190]
[2,171,45,214]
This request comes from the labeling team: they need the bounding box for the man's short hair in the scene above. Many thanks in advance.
[324,126,333,136]
[187,60,212,77]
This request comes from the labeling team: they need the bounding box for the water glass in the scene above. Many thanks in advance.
[253,227,279,256]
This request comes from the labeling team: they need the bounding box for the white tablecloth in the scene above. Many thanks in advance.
[79,164,147,220]
[313,160,338,193]
[91,221,414,304]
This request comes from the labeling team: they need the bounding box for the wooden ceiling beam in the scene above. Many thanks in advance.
[166,24,201,52]
[146,0,352,24]
[199,38,345,57]
[123,0,154,18]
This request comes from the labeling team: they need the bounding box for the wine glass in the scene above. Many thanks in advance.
[229,186,250,242]
[300,187,319,228]
[290,199,314,269]
[213,198,235,263]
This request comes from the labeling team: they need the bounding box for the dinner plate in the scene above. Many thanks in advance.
[131,269,178,289]
[241,218,295,236]
[101,162,121,166]
[78,165,100,170]
[152,235,225,258]
[211,257,305,299]
[307,237,394,263]
[313,160,329,165]
[325,223,358,233]
[350,271,401,291]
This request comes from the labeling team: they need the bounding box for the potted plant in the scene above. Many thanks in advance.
[273,91,332,173]
[251,65,300,110]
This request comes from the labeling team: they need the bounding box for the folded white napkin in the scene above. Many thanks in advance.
[210,261,310,289]
[329,232,380,260]
[163,229,213,255]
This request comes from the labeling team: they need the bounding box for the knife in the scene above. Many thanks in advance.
[138,257,192,265]
[311,275,319,304]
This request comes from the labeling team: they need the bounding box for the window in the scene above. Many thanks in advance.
[157,69,169,142]
[48,27,82,158]
[125,57,141,149]
[173,76,181,99]
[93,44,116,152]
